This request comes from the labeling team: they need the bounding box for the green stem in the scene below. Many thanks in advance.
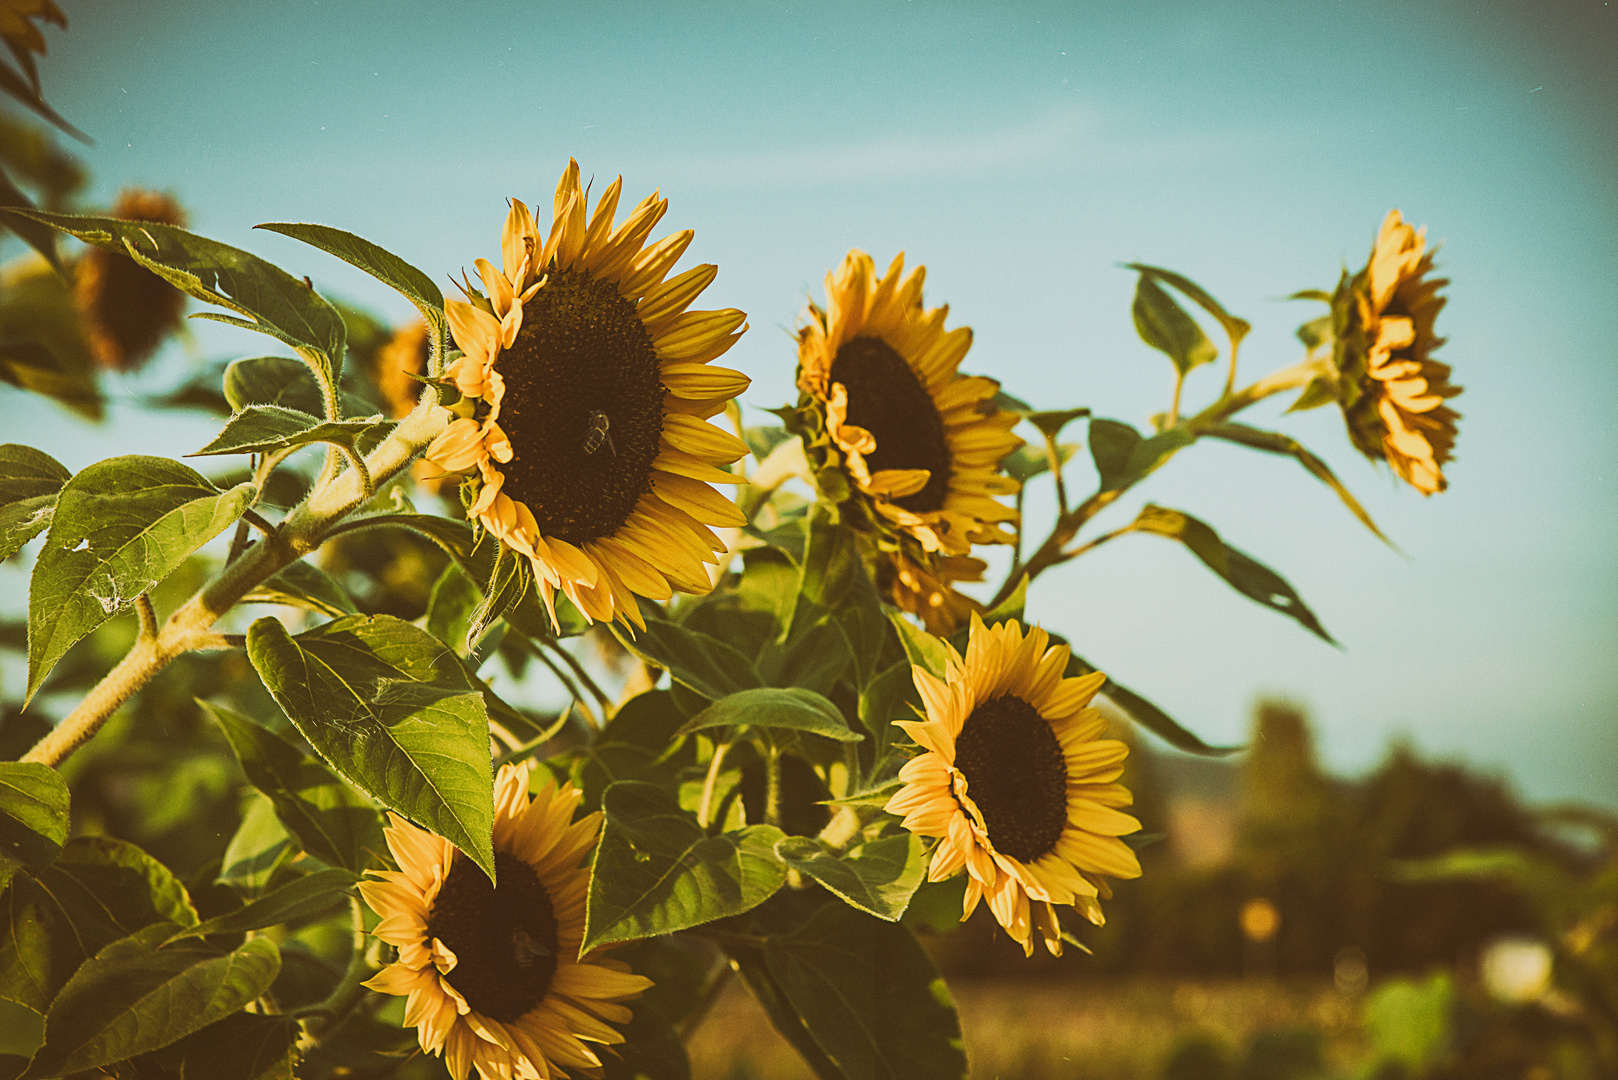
[1042,430,1069,516]
[300,898,372,1042]
[697,740,732,831]
[1167,370,1185,428]
[989,356,1324,610]
[21,392,449,768]
[764,744,783,829]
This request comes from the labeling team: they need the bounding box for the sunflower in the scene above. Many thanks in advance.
[375,318,431,420]
[884,615,1142,956]
[881,551,986,637]
[425,160,752,631]
[1333,209,1461,495]
[73,189,188,373]
[795,250,1021,557]
[360,763,652,1080]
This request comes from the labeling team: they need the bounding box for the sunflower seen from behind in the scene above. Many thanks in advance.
[426,160,752,631]
[885,615,1142,956]
[1329,209,1461,495]
[360,763,652,1080]
[794,250,1022,560]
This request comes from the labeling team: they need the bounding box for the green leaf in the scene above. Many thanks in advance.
[241,559,357,618]
[1287,375,1338,413]
[887,613,946,681]
[0,837,199,1013]
[857,662,918,760]
[26,457,254,701]
[1129,505,1334,643]
[1087,418,1141,492]
[245,614,495,882]
[1126,264,1251,349]
[4,210,346,402]
[0,445,68,561]
[146,1012,298,1080]
[425,561,481,658]
[208,699,386,875]
[465,542,528,655]
[0,764,68,892]
[1057,645,1235,756]
[676,688,863,744]
[217,795,296,896]
[254,222,446,356]
[1022,408,1090,439]
[584,781,786,952]
[1203,422,1393,546]
[222,355,370,419]
[205,696,391,874]
[167,868,355,942]
[0,166,59,272]
[612,615,760,702]
[980,575,1026,628]
[796,506,885,689]
[189,405,392,458]
[761,901,968,1080]
[776,834,927,921]
[0,996,43,1059]
[1131,275,1218,376]
[24,924,279,1078]
[0,341,101,422]
[1001,442,1077,485]
[1296,313,1333,352]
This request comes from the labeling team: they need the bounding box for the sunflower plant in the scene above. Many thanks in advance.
[0,140,1462,1080]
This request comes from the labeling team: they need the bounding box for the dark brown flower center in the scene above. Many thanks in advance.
[829,335,951,513]
[426,851,561,1023]
[953,694,1068,864]
[492,266,665,544]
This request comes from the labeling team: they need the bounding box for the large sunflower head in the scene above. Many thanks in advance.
[73,188,188,373]
[426,160,752,631]
[360,763,652,1080]
[884,615,1142,957]
[794,250,1021,558]
[1331,210,1461,495]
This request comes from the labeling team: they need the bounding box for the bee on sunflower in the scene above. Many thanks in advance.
[360,763,652,1080]
[787,250,1022,615]
[425,160,752,631]
[885,615,1142,956]
[1326,209,1461,495]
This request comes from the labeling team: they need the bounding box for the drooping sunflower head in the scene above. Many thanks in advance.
[360,763,652,1080]
[426,160,752,631]
[794,250,1022,558]
[1331,209,1461,495]
[884,615,1142,957]
[73,188,188,373]
[880,551,987,637]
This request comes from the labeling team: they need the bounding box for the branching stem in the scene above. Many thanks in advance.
[22,392,449,768]
[697,740,733,832]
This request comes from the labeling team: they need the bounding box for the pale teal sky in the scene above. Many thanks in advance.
[4,0,1615,805]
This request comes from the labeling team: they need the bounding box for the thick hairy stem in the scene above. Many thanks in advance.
[763,744,783,829]
[22,396,448,768]
[990,357,1325,609]
[300,898,373,1042]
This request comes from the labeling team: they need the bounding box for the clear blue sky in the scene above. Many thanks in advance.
[6,0,1615,806]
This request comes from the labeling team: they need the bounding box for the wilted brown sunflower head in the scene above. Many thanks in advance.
[73,188,188,373]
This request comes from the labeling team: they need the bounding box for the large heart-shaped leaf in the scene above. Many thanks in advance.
[24,924,279,1078]
[26,457,254,700]
[0,445,69,561]
[775,834,927,921]
[584,781,785,952]
[245,614,495,881]
[676,688,863,743]
[0,764,68,892]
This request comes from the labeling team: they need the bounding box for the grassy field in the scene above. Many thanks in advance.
[685,976,1366,1080]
